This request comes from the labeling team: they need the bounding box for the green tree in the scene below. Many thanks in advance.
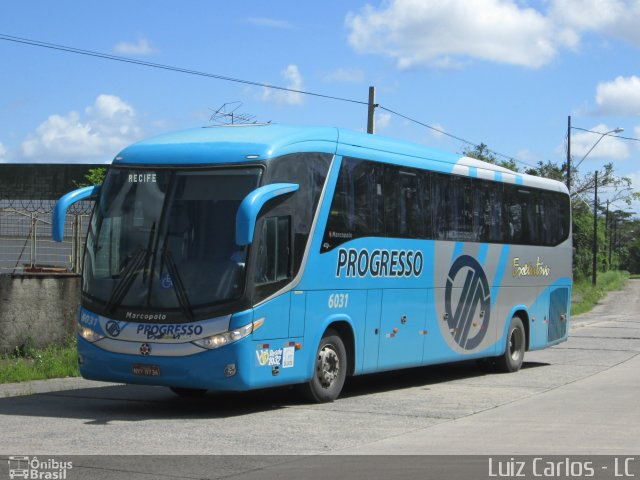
[462,143,519,171]
[524,160,566,182]
[74,167,107,187]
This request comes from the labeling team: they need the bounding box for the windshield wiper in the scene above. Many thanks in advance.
[162,250,194,320]
[105,248,147,313]
[142,222,156,283]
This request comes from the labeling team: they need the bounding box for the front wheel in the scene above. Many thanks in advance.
[495,316,526,373]
[299,329,347,403]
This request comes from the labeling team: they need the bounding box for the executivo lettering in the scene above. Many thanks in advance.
[512,257,551,278]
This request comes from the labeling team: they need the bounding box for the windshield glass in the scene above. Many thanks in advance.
[82,167,262,320]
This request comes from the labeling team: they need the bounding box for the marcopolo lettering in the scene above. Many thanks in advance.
[136,324,204,340]
[335,248,423,278]
[125,311,167,321]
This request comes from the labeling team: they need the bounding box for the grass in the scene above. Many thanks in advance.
[0,336,79,384]
[571,270,630,316]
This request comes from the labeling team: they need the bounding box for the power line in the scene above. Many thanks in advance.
[1,32,534,168]
[378,106,537,169]
[0,33,367,106]
[572,126,640,143]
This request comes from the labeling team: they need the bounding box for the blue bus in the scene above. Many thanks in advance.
[53,124,572,402]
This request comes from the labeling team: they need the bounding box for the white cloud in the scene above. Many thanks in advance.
[0,141,7,160]
[262,65,304,105]
[596,76,640,116]
[570,124,629,166]
[346,0,570,69]
[551,0,640,47]
[426,123,447,140]
[324,68,365,83]
[514,148,539,163]
[626,170,640,215]
[345,0,640,69]
[21,94,143,162]
[113,37,155,55]
[375,112,391,130]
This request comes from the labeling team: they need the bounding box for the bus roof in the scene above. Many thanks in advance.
[113,124,568,194]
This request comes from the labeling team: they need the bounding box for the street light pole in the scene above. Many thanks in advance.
[592,171,598,287]
[566,123,623,192]
[567,116,571,191]
[566,122,623,287]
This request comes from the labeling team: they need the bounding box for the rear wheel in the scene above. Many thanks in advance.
[495,316,526,373]
[300,329,347,403]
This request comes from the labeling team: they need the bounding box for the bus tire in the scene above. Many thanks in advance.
[169,387,207,397]
[495,316,526,373]
[300,329,347,403]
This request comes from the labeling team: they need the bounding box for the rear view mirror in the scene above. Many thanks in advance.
[52,185,101,242]
[235,183,299,246]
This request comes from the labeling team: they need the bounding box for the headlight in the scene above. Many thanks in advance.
[192,318,264,350]
[77,323,104,343]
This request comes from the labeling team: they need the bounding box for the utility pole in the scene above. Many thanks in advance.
[592,170,598,286]
[566,115,571,191]
[604,200,609,271]
[367,86,377,134]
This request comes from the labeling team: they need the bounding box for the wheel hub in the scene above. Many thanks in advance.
[509,328,523,362]
[317,346,339,388]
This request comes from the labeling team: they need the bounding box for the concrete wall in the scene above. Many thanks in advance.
[0,275,80,354]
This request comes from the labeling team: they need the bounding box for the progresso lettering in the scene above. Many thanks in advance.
[336,248,423,278]
[136,324,204,340]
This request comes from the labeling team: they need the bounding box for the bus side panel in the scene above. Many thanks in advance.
[360,289,382,374]
[378,289,427,370]
[253,293,291,341]
[303,289,367,377]
[529,287,550,350]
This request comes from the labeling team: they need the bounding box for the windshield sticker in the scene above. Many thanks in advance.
[160,273,173,289]
[335,248,424,278]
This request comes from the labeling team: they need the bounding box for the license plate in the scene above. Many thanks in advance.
[132,364,161,376]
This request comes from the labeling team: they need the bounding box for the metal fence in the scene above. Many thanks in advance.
[0,199,93,274]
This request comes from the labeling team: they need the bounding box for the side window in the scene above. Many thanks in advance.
[505,187,539,245]
[262,153,331,277]
[432,174,473,241]
[431,173,448,240]
[255,216,291,285]
[384,167,432,238]
[472,180,504,243]
[323,158,384,251]
[450,176,474,241]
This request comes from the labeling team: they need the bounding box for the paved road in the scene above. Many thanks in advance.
[0,280,638,477]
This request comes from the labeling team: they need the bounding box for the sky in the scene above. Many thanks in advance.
[1,0,640,213]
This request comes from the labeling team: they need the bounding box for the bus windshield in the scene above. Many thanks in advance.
[82,167,262,320]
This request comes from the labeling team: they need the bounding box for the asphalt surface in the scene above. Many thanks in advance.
[0,280,638,478]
